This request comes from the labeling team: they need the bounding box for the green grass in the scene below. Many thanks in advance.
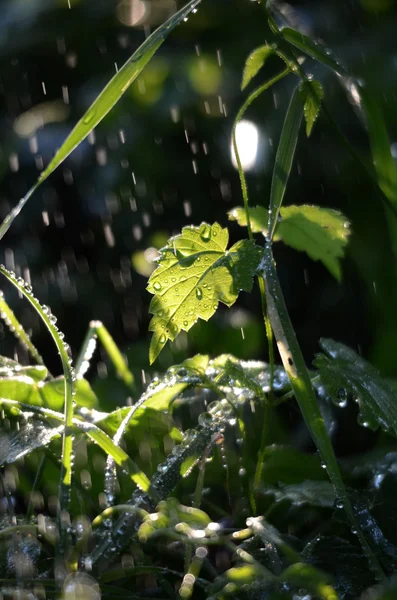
[0,1,397,598]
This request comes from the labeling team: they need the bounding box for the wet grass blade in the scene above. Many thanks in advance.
[0,291,45,366]
[0,0,201,242]
[280,28,348,76]
[258,244,385,582]
[0,266,74,547]
[268,83,303,241]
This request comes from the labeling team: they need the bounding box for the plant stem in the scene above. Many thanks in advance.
[259,242,385,581]
[232,69,289,382]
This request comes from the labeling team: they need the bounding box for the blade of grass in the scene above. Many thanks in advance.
[0,266,74,545]
[0,291,45,366]
[75,320,135,391]
[258,243,385,582]
[267,82,303,241]
[0,0,202,241]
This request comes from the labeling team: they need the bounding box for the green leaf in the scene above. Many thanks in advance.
[241,45,274,90]
[359,86,397,204]
[0,373,98,411]
[259,445,328,485]
[281,27,348,76]
[229,204,350,280]
[300,79,324,137]
[281,563,338,600]
[268,84,304,240]
[0,0,202,241]
[97,406,182,444]
[147,222,263,363]
[314,338,397,435]
[269,480,336,508]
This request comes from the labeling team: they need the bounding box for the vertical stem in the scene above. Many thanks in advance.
[259,243,385,581]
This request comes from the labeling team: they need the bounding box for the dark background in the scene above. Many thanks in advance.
[0,0,396,388]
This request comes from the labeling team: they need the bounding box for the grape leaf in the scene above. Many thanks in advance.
[314,338,397,436]
[300,79,324,137]
[146,222,263,363]
[228,204,350,280]
[241,45,275,90]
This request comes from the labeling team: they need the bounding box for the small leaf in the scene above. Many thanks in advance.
[229,204,350,280]
[314,338,397,435]
[147,222,263,363]
[300,79,324,137]
[268,83,304,240]
[281,27,348,76]
[241,45,274,90]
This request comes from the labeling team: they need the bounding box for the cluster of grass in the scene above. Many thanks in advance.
[0,1,397,598]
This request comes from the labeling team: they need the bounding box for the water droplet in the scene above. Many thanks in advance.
[83,109,96,124]
[200,224,211,241]
[153,282,161,291]
[196,287,203,300]
[159,334,166,343]
[198,412,212,426]
[183,320,188,327]
[335,499,344,509]
[238,468,246,477]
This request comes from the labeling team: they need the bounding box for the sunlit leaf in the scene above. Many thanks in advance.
[0,374,98,410]
[314,338,397,435]
[268,84,303,240]
[281,563,338,600]
[229,204,350,280]
[147,222,263,363]
[241,45,274,90]
[300,79,324,136]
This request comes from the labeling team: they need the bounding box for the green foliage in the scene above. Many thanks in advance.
[314,338,397,435]
[229,204,350,280]
[241,45,275,90]
[147,222,263,363]
[280,27,348,76]
[0,1,397,598]
[300,79,324,137]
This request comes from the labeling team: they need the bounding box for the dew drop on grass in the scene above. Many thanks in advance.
[83,109,96,124]
[196,287,203,300]
[159,334,166,343]
[153,282,162,291]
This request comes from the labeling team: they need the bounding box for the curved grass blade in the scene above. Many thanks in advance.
[280,27,348,77]
[257,244,385,582]
[268,83,303,241]
[0,0,201,241]
[0,266,74,524]
[0,291,45,366]
[0,397,150,492]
